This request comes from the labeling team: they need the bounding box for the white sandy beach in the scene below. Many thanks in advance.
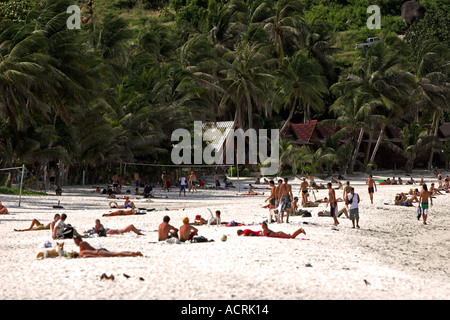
[1,170,449,300]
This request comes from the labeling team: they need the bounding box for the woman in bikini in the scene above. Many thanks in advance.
[261,221,305,239]
[102,208,136,217]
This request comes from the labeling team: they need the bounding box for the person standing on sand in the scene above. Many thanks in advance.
[366,174,377,204]
[265,180,277,223]
[179,175,186,197]
[300,178,309,205]
[276,179,291,223]
[283,178,293,223]
[346,187,360,229]
[418,184,433,225]
[327,182,339,226]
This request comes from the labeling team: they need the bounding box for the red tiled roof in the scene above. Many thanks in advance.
[282,120,318,142]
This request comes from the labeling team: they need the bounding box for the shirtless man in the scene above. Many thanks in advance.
[73,236,142,257]
[278,178,293,223]
[261,221,305,239]
[418,184,433,225]
[366,174,377,204]
[327,182,339,226]
[299,178,309,205]
[179,217,199,242]
[188,172,198,193]
[265,180,277,223]
[158,216,179,241]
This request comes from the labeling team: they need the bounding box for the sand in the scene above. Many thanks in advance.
[0,170,449,300]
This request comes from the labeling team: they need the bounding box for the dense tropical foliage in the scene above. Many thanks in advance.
[0,0,448,187]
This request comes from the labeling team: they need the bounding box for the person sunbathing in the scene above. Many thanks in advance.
[0,201,10,215]
[261,221,305,239]
[14,214,60,232]
[237,187,264,196]
[91,219,143,236]
[430,183,443,195]
[237,229,263,236]
[102,208,136,217]
[73,236,143,257]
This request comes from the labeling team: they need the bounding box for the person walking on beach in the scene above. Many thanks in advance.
[418,184,433,225]
[327,182,339,226]
[366,174,377,204]
[346,187,360,228]
[300,178,309,205]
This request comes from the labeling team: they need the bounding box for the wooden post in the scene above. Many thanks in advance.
[18,165,25,207]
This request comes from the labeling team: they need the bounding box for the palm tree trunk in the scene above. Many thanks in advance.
[349,128,364,174]
[280,98,297,134]
[369,126,385,165]
[364,127,373,166]
[427,110,440,171]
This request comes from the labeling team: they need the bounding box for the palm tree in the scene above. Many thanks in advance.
[330,33,416,169]
[261,0,307,60]
[219,41,276,129]
[387,122,438,173]
[411,40,450,170]
[279,51,328,133]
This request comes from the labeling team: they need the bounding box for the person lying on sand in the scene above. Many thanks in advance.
[73,236,142,258]
[237,229,263,236]
[318,207,349,218]
[158,215,179,241]
[236,186,264,196]
[92,219,143,236]
[102,208,136,217]
[15,214,60,232]
[261,221,305,239]
[0,201,11,215]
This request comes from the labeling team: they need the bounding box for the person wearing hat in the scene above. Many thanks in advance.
[179,217,199,242]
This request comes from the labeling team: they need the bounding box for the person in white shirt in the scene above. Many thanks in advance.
[52,213,82,239]
[346,187,360,228]
[179,176,186,197]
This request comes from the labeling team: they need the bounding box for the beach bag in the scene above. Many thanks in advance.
[417,206,422,220]
[192,236,208,243]
[301,211,312,217]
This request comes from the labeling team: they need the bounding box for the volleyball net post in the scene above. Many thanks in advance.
[0,165,26,206]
